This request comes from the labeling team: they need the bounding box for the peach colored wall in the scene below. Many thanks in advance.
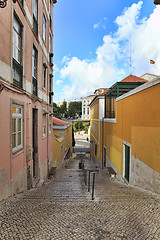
[0,91,11,180]
[0,0,54,200]
[0,2,12,65]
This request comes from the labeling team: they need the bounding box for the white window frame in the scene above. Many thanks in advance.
[49,115,52,134]
[43,14,46,43]
[42,114,46,138]
[12,105,23,153]
[42,65,46,89]
[13,17,22,64]
[49,34,52,53]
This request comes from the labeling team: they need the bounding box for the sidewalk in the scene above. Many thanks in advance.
[0,155,160,240]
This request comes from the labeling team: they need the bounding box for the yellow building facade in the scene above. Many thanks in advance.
[90,76,160,194]
[90,95,105,167]
[53,118,72,167]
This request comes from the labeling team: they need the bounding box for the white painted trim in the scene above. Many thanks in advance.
[90,95,105,108]
[38,35,49,62]
[103,118,116,123]
[38,89,48,103]
[90,119,101,122]
[24,1,32,27]
[53,122,72,130]
[117,78,160,102]
[99,98,105,119]
[42,0,50,20]
[90,133,99,145]
[0,60,11,83]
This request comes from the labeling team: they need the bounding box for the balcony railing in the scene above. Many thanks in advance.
[32,76,37,96]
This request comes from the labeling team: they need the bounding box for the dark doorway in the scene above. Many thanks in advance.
[124,144,130,182]
[32,108,38,178]
[104,146,106,167]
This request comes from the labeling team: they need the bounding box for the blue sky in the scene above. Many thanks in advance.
[53,1,160,102]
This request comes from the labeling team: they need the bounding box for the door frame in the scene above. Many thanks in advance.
[123,140,131,182]
[32,108,39,178]
[103,145,106,168]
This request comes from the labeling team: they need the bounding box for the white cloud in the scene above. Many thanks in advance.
[59,2,160,100]
[56,80,63,85]
[93,17,107,29]
[93,23,99,29]
[62,55,71,64]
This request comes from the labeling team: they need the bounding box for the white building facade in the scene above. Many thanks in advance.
[81,95,95,120]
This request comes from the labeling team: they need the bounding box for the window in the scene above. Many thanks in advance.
[42,65,46,89]
[49,75,52,104]
[87,107,89,115]
[12,105,23,152]
[42,114,46,137]
[13,16,23,87]
[49,115,52,134]
[19,0,23,6]
[33,0,38,36]
[49,0,52,15]
[43,14,46,43]
[49,0,52,28]
[83,108,85,115]
[32,46,38,95]
[106,96,115,118]
[49,34,52,53]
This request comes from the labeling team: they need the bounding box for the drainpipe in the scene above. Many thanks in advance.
[102,117,104,169]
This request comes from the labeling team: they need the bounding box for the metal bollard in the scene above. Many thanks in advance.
[88,171,91,192]
[92,172,96,200]
[84,170,87,185]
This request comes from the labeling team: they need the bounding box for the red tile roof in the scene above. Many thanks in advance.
[53,117,68,125]
[86,95,95,98]
[120,74,148,83]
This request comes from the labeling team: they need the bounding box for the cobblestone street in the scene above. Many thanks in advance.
[0,153,160,240]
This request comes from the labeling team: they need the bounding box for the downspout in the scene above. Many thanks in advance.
[102,117,104,169]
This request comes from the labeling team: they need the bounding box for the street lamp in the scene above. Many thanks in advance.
[0,0,16,8]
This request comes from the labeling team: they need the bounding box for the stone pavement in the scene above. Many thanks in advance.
[0,156,160,240]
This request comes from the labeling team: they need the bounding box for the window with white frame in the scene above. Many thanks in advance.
[49,34,52,53]
[49,115,52,134]
[32,45,38,95]
[12,105,23,152]
[43,14,46,43]
[13,16,23,87]
[42,65,46,89]
[33,0,38,35]
[42,113,46,137]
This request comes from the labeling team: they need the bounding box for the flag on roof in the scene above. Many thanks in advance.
[150,60,155,64]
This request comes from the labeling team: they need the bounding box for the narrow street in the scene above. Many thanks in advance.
[0,135,160,240]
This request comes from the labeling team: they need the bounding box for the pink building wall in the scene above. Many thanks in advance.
[0,0,56,201]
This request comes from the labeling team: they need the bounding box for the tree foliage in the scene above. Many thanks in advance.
[67,101,82,117]
[53,101,82,119]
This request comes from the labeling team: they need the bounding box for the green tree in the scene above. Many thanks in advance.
[60,100,67,117]
[67,101,82,117]
[53,102,61,118]
[74,121,84,131]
